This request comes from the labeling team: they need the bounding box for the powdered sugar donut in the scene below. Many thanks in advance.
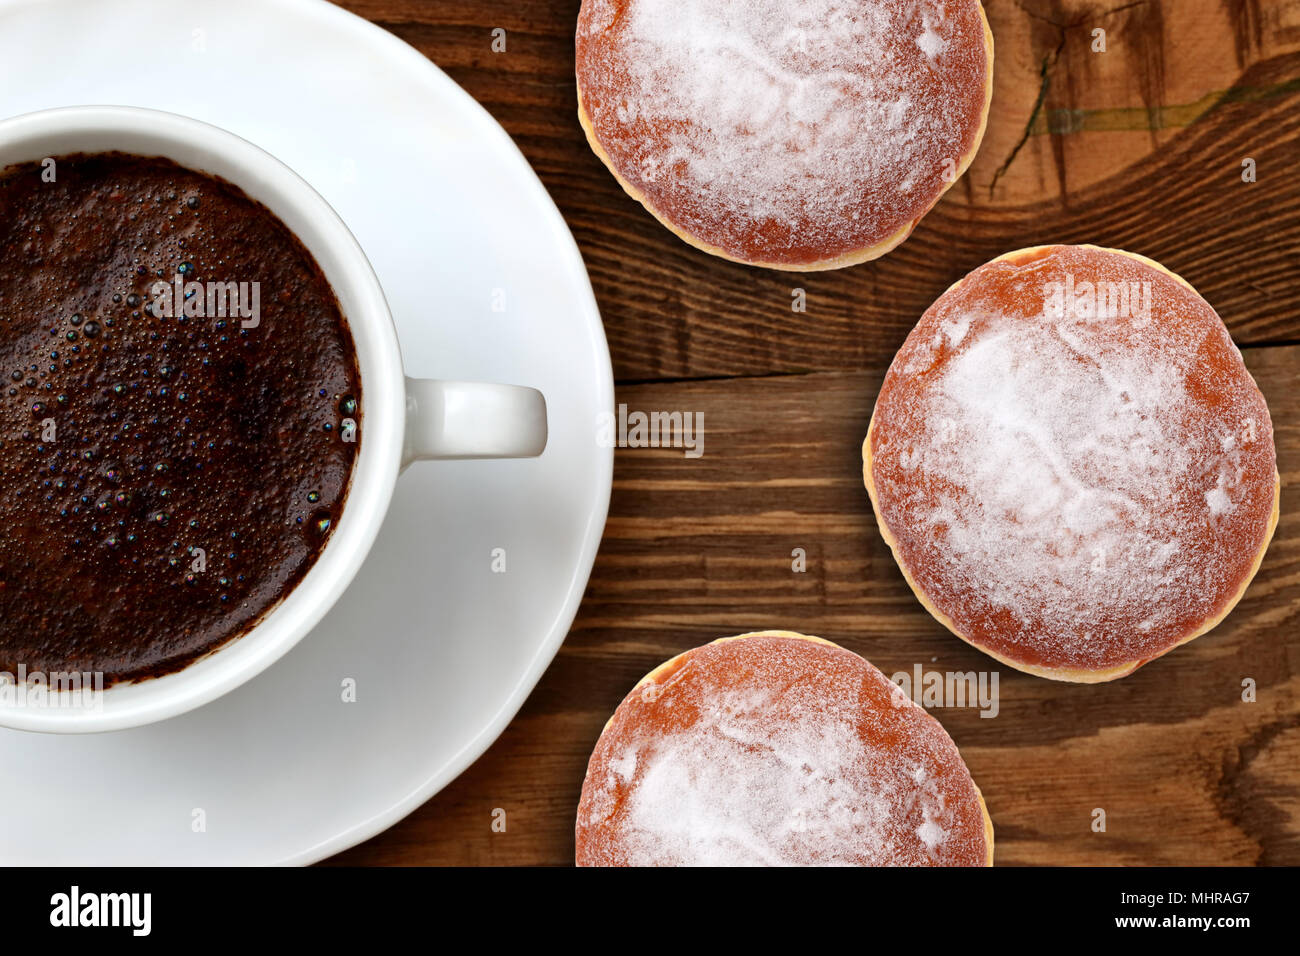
[574,0,994,270]
[864,245,1279,682]
[575,631,993,866]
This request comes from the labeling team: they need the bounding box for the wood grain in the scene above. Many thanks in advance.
[342,0,1300,381]
[331,345,1300,867]
[325,0,1300,865]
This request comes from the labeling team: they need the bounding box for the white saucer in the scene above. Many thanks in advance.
[0,0,612,863]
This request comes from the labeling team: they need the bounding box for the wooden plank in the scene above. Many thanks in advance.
[334,0,1300,381]
[329,345,1300,865]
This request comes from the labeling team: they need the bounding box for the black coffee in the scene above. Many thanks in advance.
[0,152,362,683]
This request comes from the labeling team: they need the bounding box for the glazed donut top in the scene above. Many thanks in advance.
[576,634,990,866]
[575,0,992,267]
[868,246,1277,674]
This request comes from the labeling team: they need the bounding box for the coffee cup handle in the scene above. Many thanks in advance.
[401,378,547,469]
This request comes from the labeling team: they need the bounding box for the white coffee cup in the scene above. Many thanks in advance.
[0,106,547,733]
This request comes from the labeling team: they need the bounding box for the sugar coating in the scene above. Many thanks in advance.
[576,635,989,866]
[869,246,1277,672]
[575,0,990,265]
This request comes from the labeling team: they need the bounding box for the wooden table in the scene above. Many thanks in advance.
[327,0,1300,865]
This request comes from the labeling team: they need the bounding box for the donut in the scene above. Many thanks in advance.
[574,0,995,270]
[575,631,993,866]
[864,245,1280,682]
